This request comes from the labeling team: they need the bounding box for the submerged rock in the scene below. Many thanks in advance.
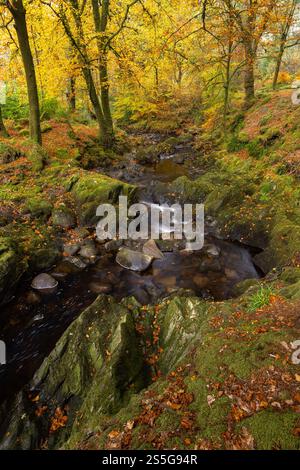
[57,256,88,274]
[88,282,112,294]
[25,290,41,304]
[116,248,153,272]
[31,273,58,294]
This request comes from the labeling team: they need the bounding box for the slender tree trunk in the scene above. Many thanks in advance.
[8,0,41,144]
[68,77,76,112]
[273,0,297,90]
[243,44,255,109]
[99,53,113,135]
[91,0,114,147]
[0,106,8,137]
[223,40,232,127]
[272,45,285,90]
[154,65,159,90]
[82,66,110,144]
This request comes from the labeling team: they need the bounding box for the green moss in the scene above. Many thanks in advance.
[227,135,245,152]
[233,278,260,297]
[280,267,300,284]
[187,378,230,443]
[28,144,48,171]
[246,410,300,450]
[72,172,136,225]
[0,237,26,305]
[25,198,53,219]
[259,114,272,127]
[41,122,52,133]
[247,139,265,158]
[170,175,216,203]
[280,280,300,300]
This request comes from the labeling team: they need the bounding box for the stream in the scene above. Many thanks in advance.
[0,134,260,404]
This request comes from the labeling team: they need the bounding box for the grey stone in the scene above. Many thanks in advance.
[31,273,58,293]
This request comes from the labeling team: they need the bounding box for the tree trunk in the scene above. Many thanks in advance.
[82,66,112,146]
[272,46,285,90]
[0,106,8,137]
[68,77,76,112]
[244,47,255,109]
[91,0,114,147]
[223,40,232,127]
[8,0,41,144]
[99,53,114,136]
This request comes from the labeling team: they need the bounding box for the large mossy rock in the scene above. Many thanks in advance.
[0,296,146,450]
[157,296,208,374]
[0,237,25,305]
[170,175,215,203]
[254,216,300,272]
[52,205,76,229]
[71,173,137,225]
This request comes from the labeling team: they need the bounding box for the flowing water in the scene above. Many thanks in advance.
[0,136,260,404]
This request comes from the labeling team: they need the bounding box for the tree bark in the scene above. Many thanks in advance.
[273,0,296,90]
[67,77,76,112]
[223,39,232,127]
[243,44,255,109]
[91,0,114,147]
[7,0,41,144]
[272,45,285,90]
[0,106,8,137]
[82,66,109,140]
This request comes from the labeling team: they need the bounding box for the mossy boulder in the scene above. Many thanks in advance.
[170,175,215,203]
[52,204,76,229]
[72,173,136,226]
[77,145,112,170]
[254,218,300,272]
[0,296,146,450]
[0,237,26,305]
[28,245,61,272]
